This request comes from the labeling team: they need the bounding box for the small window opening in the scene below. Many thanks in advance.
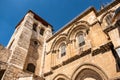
[34,41,38,46]
[40,28,45,35]
[60,43,66,57]
[26,63,36,73]
[77,34,85,47]
[33,23,37,31]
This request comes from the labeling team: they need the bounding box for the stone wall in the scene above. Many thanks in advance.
[0,45,11,63]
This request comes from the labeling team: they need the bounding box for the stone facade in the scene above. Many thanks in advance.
[0,0,120,80]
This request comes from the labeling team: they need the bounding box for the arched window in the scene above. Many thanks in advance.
[105,14,113,25]
[60,43,66,57]
[33,23,37,31]
[77,34,85,47]
[26,63,36,73]
[0,70,5,80]
[40,28,45,36]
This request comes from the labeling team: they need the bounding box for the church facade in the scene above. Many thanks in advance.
[0,0,120,80]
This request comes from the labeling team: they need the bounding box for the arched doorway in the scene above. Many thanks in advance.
[72,64,108,80]
[75,69,103,80]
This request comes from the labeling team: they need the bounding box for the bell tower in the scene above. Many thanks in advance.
[3,10,53,79]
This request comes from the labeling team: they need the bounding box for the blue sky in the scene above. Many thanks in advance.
[0,0,112,46]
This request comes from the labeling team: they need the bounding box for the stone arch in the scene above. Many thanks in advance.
[74,20,90,26]
[53,74,70,80]
[71,63,108,80]
[67,21,89,40]
[100,10,115,23]
[50,34,67,52]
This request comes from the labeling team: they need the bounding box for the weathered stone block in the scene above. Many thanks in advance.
[10,47,27,68]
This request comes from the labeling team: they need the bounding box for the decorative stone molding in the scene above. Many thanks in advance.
[33,75,45,80]
[51,64,62,70]
[44,70,53,77]
[53,74,70,80]
[103,25,117,34]
[92,42,112,56]
[50,42,112,71]
[51,48,91,70]
[50,34,67,53]
[62,48,91,66]
[100,10,114,23]
[71,63,108,80]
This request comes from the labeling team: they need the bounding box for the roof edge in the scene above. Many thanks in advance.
[97,0,120,16]
[15,10,53,31]
[47,7,97,42]
[47,0,120,42]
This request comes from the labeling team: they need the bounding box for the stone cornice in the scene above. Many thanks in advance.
[92,42,112,56]
[44,70,53,77]
[103,25,117,35]
[62,48,91,66]
[50,42,112,71]
[44,42,112,77]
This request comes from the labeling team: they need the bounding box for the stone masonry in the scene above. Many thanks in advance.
[0,0,120,80]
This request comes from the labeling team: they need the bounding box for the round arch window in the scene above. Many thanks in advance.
[59,43,66,57]
[76,33,85,47]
